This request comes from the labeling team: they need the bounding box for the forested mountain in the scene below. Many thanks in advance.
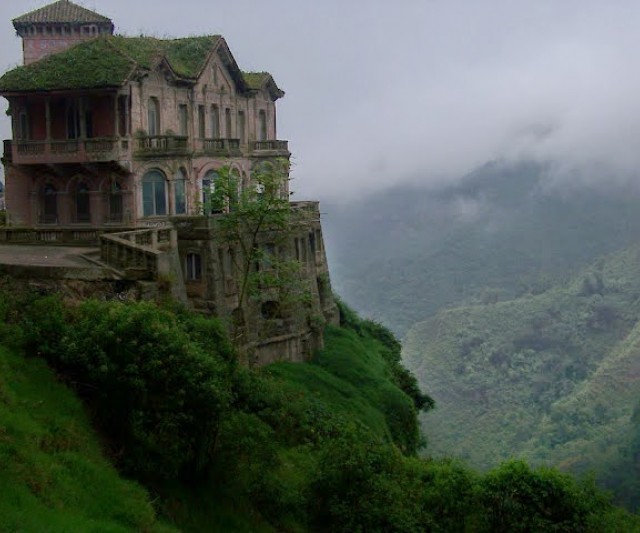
[324,160,640,334]
[404,246,640,510]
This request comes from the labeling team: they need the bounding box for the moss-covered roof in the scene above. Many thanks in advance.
[242,72,271,90]
[13,0,112,25]
[242,71,285,99]
[0,35,221,92]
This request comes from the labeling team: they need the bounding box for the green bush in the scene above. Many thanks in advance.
[478,460,611,532]
[23,298,235,481]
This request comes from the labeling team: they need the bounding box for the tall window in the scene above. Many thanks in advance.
[258,110,267,141]
[109,181,123,223]
[67,102,81,139]
[202,170,222,213]
[16,111,29,140]
[142,170,167,216]
[185,253,202,281]
[148,98,160,136]
[174,169,187,214]
[198,105,206,138]
[237,111,246,144]
[225,108,232,138]
[75,182,90,223]
[210,105,219,138]
[117,95,128,136]
[42,183,57,224]
[178,104,188,136]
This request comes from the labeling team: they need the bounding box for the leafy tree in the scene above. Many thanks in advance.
[478,460,611,532]
[207,161,311,346]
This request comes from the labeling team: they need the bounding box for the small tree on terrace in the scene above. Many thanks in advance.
[209,160,310,345]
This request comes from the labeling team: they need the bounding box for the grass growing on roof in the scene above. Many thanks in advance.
[0,34,221,92]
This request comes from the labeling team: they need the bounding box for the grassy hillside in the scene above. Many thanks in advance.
[1,284,637,530]
[404,245,640,509]
[0,347,172,532]
[325,160,640,334]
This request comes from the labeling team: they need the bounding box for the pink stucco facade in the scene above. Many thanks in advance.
[2,12,288,230]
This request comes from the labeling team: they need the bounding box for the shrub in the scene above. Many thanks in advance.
[23,298,235,480]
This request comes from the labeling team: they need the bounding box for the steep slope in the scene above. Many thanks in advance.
[404,246,640,508]
[0,346,172,532]
[325,160,640,334]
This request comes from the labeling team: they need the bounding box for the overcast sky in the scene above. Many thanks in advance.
[2,0,640,202]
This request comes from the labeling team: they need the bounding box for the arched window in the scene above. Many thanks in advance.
[148,98,160,136]
[142,170,167,216]
[185,252,202,281]
[258,110,267,141]
[75,182,90,223]
[202,170,222,214]
[210,105,220,138]
[42,183,57,224]
[109,181,123,223]
[174,169,187,215]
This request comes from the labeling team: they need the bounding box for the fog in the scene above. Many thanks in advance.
[2,0,640,201]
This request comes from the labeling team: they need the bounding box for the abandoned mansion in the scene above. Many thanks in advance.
[0,0,337,364]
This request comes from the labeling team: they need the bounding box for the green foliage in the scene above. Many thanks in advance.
[1,282,636,531]
[0,347,171,532]
[405,245,640,510]
[0,34,221,92]
[478,460,611,533]
[20,298,235,481]
[311,429,423,533]
[336,297,434,413]
[210,162,312,345]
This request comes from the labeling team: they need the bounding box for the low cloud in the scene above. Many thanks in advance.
[2,1,640,198]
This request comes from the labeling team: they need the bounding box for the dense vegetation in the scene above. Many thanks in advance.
[0,347,172,532]
[404,245,640,511]
[0,281,637,530]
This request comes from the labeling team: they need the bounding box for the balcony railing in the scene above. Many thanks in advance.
[134,135,189,158]
[10,138,127,164]
[202,138,241,156]
[250,140,289,155]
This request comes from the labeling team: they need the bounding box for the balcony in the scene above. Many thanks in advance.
[134,135,189,159]
[250,140,289,157]
[202,138,242,157]
[9,138,129,165]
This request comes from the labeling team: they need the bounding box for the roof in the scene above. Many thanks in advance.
[0,35,221,92]
[13,0,112,25]
[243,71,285,99]
[0,33,284,99]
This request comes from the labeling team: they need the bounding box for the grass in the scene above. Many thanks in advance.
[267,325,419,451]
[0,346,173,532]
